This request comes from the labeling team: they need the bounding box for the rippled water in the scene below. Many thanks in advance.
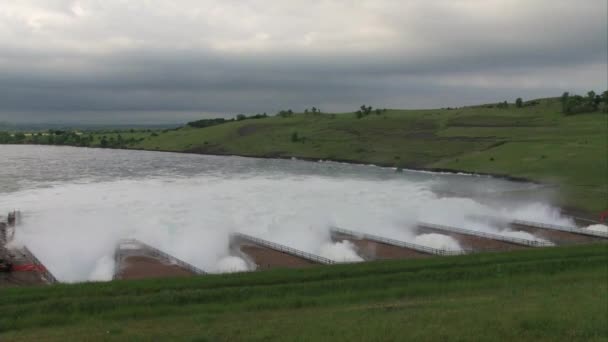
[0,145,567,282]
[1,145,548,195]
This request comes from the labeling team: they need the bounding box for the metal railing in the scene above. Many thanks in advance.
[417,222,554,247]
[0,222,6,246]
[330,227,466,256]
[21,246,58,284]
[233,233,335,265]
[115,239,207,277]
[511,219,608,239]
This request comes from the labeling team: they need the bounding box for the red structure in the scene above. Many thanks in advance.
[12,264,47,272]
[600,210,608,222]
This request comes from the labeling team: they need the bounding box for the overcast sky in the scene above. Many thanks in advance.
[0,0,606,124]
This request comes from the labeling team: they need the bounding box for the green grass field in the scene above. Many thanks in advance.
[1,244,606,341]
[86,97,607,213]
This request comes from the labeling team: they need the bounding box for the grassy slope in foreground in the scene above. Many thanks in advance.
[115,97,607,212]
[1,244,606,341]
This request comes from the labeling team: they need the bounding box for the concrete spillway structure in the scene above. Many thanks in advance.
[509,219,608,245]
[0,246,57,287]
[1,212,57,287]
[113,239,206,280]
[415,222,552,252]
[330,227,464,260]
[562,213,603,227]
[231,233,334,270]
[468,215,608,245]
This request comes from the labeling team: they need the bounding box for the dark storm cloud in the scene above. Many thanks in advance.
[0,0,606,123]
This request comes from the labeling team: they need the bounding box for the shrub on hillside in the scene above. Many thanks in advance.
[355,105,373,119]
[561,90,606,115]
[187,118,230,128]
[278,109,294,118]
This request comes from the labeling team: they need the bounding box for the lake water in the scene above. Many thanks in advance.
[0,145,570,282]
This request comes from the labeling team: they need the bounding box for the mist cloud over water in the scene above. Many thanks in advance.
[0,146,573,282]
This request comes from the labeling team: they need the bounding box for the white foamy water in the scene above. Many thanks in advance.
[585,224,608,233]
[0,145,570,282]
[414,234,461,251]
[319,241,364,262]
[216,256,250,273]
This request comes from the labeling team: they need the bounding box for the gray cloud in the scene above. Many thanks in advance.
[0,0,606,123]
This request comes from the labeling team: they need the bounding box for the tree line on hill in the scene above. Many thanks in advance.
[561,90,608,115]
[482,99,539,109]
[2,91,606,147]
[188,107,326,126]
[187,113,268,128]
[0,130,146,147]
[486,90,607,114]
[355,105,387,118]
[0,130,96,146]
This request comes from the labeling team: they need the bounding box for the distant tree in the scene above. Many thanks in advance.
[561,92,570,113]
[496,101,508,109]
[602,90,608,113]
[14,132,26,143]
[187,118,230,128]
[304,109,309,114]
[236,114,247,121]
[0,132,13,144]
[358,105,373,116]
[563,94,596,115]
[277,110,293,118]
[100,136,108,148]
[311,107,317,114]
[515,98,523,108]
[594,95,602,106]
[291,131,299,142]
[585,91,600,109]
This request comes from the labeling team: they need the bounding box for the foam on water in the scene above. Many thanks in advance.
[585,224,608,233]
[414,233,461,251]
[319,241,364,262]
[216,256,250,273]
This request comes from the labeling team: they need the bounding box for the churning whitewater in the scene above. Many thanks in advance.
[0,145,575,282]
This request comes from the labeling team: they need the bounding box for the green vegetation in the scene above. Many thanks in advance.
[0,244,606,341]
[188,113,269,128]
[2,93,607,212]
[561,91,607,115]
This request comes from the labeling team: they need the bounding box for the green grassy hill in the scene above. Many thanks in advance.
[1,244,606,341]
[91,97,607,213]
